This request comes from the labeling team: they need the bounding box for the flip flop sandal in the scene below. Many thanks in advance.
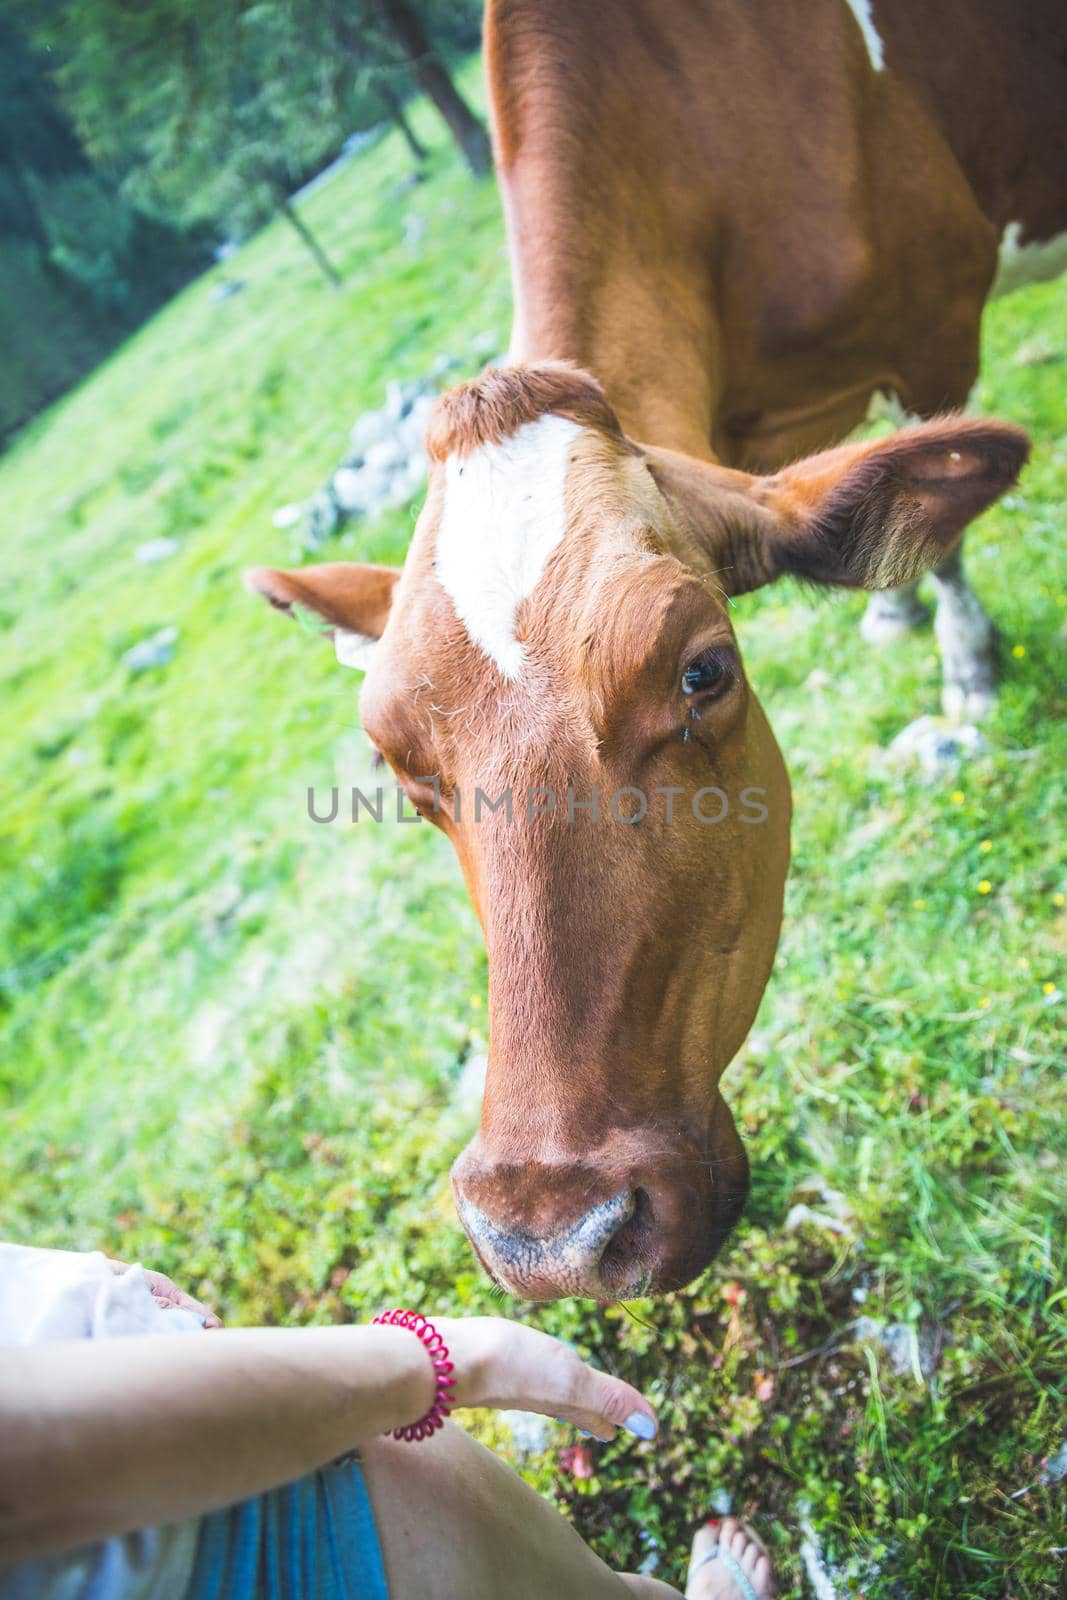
[689,1541,760,1600]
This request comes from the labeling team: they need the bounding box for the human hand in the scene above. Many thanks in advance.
[108,1259,222,1328]
[433,1316,656,1442]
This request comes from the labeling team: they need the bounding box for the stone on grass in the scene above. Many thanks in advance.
[453,1053,488,1118]
[134,537,179,565]
[209,278,246,304]
[784,1202,855,1239]
[122,626,178,673]
[307,387,435,547]
[853,1316,943,1380]
[305,489,341,548]
[498,1410,552,1457]
[298,350,499,551]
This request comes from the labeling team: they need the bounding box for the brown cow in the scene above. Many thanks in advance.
[249,0,1057,1300]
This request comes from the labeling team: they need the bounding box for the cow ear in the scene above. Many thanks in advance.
[759,417,1029,590]
[244,562,400,670]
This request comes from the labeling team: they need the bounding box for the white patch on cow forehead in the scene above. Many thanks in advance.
[991,221,1067,299]
[843,0,885,70]
[435,413,582,679]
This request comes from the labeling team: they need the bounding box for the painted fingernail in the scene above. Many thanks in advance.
[624,1411,657,1440]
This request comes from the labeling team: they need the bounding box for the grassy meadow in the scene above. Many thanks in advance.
[1,64,1064,1599]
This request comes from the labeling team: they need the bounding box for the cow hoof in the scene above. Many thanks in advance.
[860,590,930,644]
[942,680,997,723]
[888,714,987,779]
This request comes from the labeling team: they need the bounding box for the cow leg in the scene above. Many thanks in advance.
[860,582,930,643]
[929,540,998,721]
[861,543,997,717]
[861,371,999,712]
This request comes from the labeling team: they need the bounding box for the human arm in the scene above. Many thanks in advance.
[0,1316,655,1565]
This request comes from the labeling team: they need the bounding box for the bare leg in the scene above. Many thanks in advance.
[362,1425,775,1598]
[929,542,998,721]
[362,1423,674,1598]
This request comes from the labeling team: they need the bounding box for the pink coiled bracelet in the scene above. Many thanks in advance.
[372,1308,456,1441]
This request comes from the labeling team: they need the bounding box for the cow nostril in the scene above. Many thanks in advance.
[598,1186,653,1290]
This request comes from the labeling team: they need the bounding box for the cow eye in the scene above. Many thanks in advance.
[682,648,735,698]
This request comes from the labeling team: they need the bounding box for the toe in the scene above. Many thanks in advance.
[686,1511,776,1600]
[737,1520,771,1561]
[718,1517,741,1555]
[753,1553,774,1596]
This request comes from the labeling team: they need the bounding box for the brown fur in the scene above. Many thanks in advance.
[426,361,628,460]
[247,0,1051,1300]
[248,388,1025,1300]
[486,0,1065,467]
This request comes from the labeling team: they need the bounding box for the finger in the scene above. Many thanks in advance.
[566,1363,658,1442]
[142,1269,222,1328]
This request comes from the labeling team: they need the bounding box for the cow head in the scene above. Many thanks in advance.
[248,363,1026,1300]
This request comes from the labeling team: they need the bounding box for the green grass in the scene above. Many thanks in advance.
[1,61,1064,1598]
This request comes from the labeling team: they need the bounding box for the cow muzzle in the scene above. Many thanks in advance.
[451,1135,749,1301]
[456,1186,639,1300]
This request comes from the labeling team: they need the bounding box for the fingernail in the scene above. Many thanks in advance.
[624,1411,657,1440]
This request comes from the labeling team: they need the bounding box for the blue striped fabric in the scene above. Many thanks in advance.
[188,1462,389,1600]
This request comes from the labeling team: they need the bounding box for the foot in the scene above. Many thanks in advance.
[685,1516,775,1599]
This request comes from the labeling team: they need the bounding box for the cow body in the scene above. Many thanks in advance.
[250,0,1048,1300]
[490,0,1067,469]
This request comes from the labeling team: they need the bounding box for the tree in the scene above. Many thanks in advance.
[376,76,429,166]
[318,0,487,174]
[371,0,490,177]
[0,7,208,439]
[40,0,351,284]
[35,0,490,287]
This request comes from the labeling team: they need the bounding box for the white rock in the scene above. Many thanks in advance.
[135,537,180,564]
[364,437,407,472]
[453,1052,488,1118]
[332,467,370,513]
[784,1203,855,1238]
[122,626,178,673]
[498,1410,552,1455]
[350,409,392,453]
